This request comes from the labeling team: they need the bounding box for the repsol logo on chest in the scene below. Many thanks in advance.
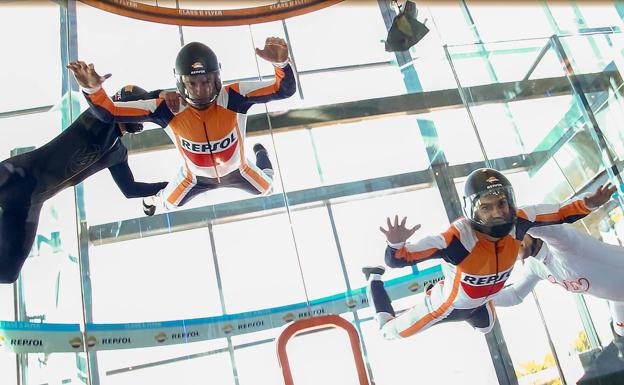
[101,337,132,345]
[10,339,43,346]
[461,269,511,286]
[180,132,237,154]
[171,331,200,340]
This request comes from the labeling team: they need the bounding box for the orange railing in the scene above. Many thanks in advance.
[276,315,370,385]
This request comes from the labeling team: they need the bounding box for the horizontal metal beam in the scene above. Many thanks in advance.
[0,105,54,120]
[88,154,540,245]
[121,71,617,154]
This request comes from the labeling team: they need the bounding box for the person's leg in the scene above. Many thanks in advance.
[237,146,274,196]
[363,265,453,340]
[252,143,273,179]
[0,162,39,283]
[225,166,273,196]
[363,266,396,327]
[465,301,496,334]
[142,167,209,215]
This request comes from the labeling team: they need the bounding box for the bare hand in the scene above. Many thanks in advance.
[159,90,182,113]
[584,182,617,209]
[379,215,421,244]
[255,36,289,64]
[66,61,111,89]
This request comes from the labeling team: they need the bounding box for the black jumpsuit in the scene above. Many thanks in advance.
[0,107,167,283]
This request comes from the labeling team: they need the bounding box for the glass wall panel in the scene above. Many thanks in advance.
[0,1,61,112]
[283,1,392,72]
[75,2,181,93]
[89,228,222,322]
[214,213,308,313]
[0,110,63,159]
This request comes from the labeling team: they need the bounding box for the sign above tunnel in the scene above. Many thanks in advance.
[79,0,344,27]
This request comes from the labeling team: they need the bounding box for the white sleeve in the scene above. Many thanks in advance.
[493,261,542,306]
[528,223,575,253]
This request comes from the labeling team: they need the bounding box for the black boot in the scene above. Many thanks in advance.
[253,143,273,176]
[362,265,386,281]
[142,199,156,216]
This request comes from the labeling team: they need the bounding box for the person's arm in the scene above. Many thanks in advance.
[226,37,297,114]
[381,216,455,268]
[84,87,172,128]
[108,147,168,199]
[66,61,173,127]
[493,261,542,306]
[527,223,574,252]
[518,183,616,231]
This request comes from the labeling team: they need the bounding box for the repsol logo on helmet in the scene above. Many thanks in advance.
[180,132,236,154]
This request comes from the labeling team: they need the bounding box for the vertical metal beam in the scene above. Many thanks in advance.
[10,147,32,385]
[484,322,520,385]
[281,20,304,99]
[207,224,241,385]
[59,1,100,384]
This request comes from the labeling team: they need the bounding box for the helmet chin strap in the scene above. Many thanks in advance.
[183,87,219,110]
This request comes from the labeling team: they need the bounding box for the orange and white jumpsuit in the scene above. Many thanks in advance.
[368,198,594,339]
[82,63,296,208]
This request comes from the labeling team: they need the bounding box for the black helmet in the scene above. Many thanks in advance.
[111,85,148,134]
[112,85,148,102]
[174,42,222,109]
[462,168,517,238]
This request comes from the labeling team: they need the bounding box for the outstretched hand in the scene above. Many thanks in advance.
[255,36,289,64]
[66,61,111,89]
[379,215,421,244]
[584,182,617,209]
[159,90,182,113]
